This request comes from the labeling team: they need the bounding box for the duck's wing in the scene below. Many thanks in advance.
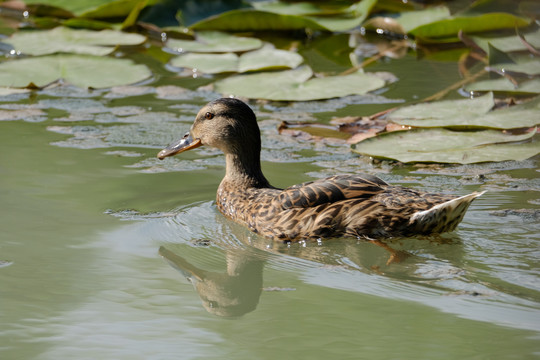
[277,174,388,209]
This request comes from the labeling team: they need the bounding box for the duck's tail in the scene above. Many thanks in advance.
[409,191,486,234]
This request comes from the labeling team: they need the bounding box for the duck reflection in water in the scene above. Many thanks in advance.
[159,246,264,317]
[157,229,446,317]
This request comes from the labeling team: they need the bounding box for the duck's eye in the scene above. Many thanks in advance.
[205,112,214,120]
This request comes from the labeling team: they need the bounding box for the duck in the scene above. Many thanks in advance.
[157,98,484,241]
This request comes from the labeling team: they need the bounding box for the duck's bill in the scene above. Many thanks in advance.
[157,132,202,160]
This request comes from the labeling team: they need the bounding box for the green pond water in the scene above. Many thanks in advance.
[1,43,539,359]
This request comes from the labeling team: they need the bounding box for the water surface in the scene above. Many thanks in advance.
[1,51,539,360]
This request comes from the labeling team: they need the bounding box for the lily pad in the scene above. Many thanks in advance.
[170,53,239,74]
[389,93,540,129]
[238,46,304,72]
[351,128,538,164]
[214,65,386,101]
[252,1,327,16]
[22,0,119,16]
[79,0,156,19]
[410,13,531,40]
[0,55,151,88]
[465,78,540,94]
[489,61,540,76]
[166,31,263,53]
[470,28,540,53]
[394,5,451,34]
[477,96,540,128]
[189,9,329,32]
[2,26,146,56]
[388,93,493,128]
[169,45,303,74]
[308,0,379,32]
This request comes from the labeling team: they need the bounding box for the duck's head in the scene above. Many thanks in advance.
[157,98,261,160]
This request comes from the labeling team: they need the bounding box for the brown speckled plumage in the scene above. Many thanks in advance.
[158,98,484,241]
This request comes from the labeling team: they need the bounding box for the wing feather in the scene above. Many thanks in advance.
[278,174,388,210]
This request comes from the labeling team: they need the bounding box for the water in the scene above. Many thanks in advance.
[1,54,539,359]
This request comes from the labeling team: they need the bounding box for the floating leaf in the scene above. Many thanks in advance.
[476,96,540,128]
[0,55,151,88]
[410,13,531,40]
[170,53,239,74]
[394,6,450,34]
[489,60,540,76]
[170,45,303,74]
[469,28,540,53]
[166,31,263,53]
[25,3,75,18]
[2,27,146,56]
[22,0,112,16]
[252,1,327,16]
[465,78,540,94]
[122,0,150,29]
[62,18,114,30]
[389,93,540,129]
[238,46,303,72]
[351,128,538,164]
[214,65,385,101]
[388,93,495,127]
[79,0,156,19]
[308,0,378,32]
[189,9,329,32]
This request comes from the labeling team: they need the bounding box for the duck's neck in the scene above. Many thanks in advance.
[224,152,271,189]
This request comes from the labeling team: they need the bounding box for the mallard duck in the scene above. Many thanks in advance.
[158,98,484,241]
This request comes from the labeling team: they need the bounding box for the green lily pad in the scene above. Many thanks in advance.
[22,0,113,16]
[307,0,378,32]
[2,26,146,56]
[389,93,540,129]
[166,31,263,53]
[477,96,540,128]
[465,78,540,94]
[490,61,540,76]
[62,18,115,30]
[170,45,303,74]
[388,93,494,127]
[470,28,540,53]
[252,1,327,16]
[395,5,451,34]
[170,53,239,74]
[0,54,151,88]
[248,0,378,32]
[238,46,304,72]
[410,13,531,40]
[214,65,385,101]
[351,128,538,164]
[79,0,156,19]
[189,9,329,32]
